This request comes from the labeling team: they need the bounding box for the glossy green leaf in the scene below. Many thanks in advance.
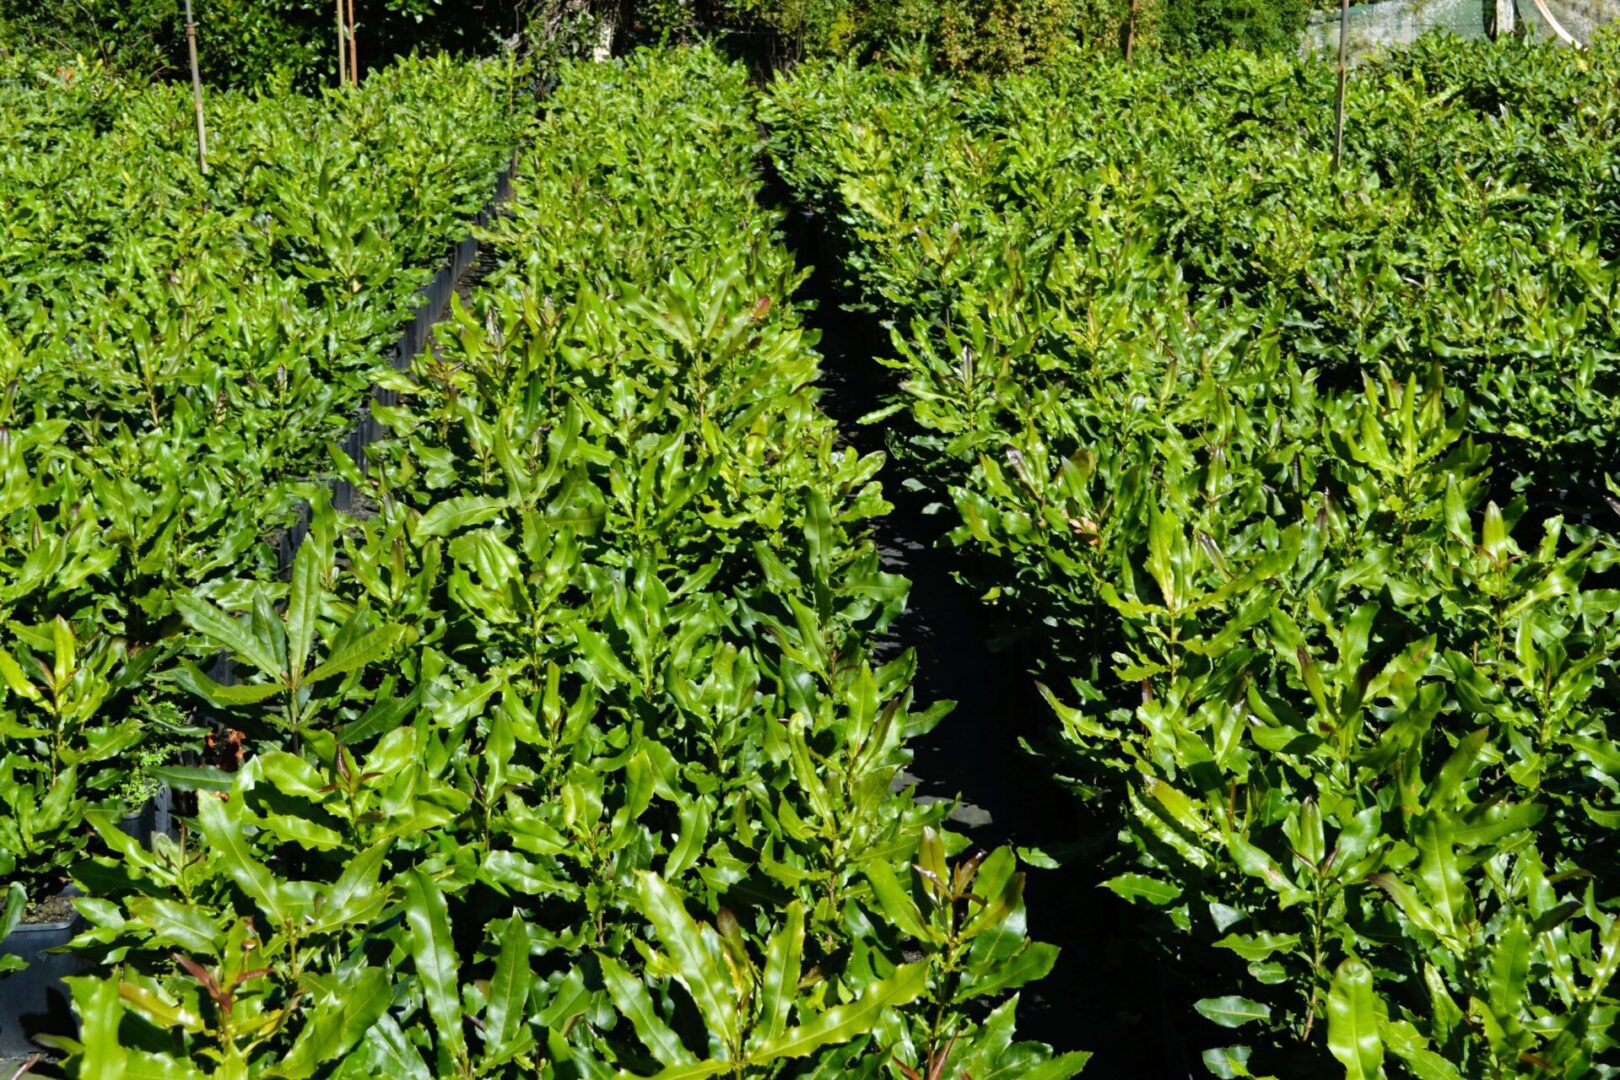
[175,593,283,680]
[757,901,805,1045]
[1193,996,1271,1029]
[403,868,465,1065]
[484,917,532,1058]
[754,961,928,1062]
[1327,959,1383,1080]
[286,540,322,683]
[636,873,738,1052]
[196,792,286,922]
[602,953,695,1067]
[307,625,405,683]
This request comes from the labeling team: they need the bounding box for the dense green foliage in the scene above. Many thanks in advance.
[0,0,524,90]
[765,33,1620,1077]
[636,0,1307,69]
[0,52,525,907]
[0,0,1310,87]
[1156,0,1309,53]
[11,47,1080,1077]
[9,11,1614,1075]
[633,0,1124,71]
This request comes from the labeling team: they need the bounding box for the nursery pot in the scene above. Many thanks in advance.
[0,893,84,1060]
[118,784,176,846]
[0,788,173,1062]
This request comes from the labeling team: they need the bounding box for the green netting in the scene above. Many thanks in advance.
[1303,0,1610,57]
[1305,0,1487,57]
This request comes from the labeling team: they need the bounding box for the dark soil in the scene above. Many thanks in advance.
[20,893,75,926]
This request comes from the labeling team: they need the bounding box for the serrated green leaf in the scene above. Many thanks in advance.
[403,868,465,1064]
[757,901,804,1046]
[196,792,285,922]
[602,953,694,1068]
[636,873,738,1052]
[287,540,322,684]
[175,593,282,680]
[754,962,927,1063]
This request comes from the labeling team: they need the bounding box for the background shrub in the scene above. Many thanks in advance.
[0,0,527,89]
[0,0,1317,86]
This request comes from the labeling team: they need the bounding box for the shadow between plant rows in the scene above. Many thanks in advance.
[763,178,1208,1077]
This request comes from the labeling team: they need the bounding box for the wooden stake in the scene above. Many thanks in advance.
[593,0,617,62]
[1333,0,1349,173]
[336,0,347,86]
[347,0,359,84]
[183,0,208,174]
[1490,0,1516,38]
[1125,0,1139,62]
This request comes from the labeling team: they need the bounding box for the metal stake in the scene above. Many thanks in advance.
[1332,0,1349,173]
[184,0,208,174]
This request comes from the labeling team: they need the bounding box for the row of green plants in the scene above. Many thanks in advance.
[635,0,1313,71]
[2,48,525,466]
[0,0,1316,90]
[763,33,1620,1077]
[0,51,526,625]
[0,51,527,953]
[15,46,1084,1077]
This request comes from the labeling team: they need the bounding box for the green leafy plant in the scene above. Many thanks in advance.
[56,47,1077,1080]
[175,500,407,749]
[0,618,154,906]
[765,32,1620,1076]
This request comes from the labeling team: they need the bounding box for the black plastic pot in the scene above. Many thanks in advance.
[0,898,83,1060]
[0,793,174,1063]
[118,784,176,846]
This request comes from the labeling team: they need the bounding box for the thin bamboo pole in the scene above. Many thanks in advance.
[336,0,348,86]
[1332,0,1349,173]
[347,0,359,84]
[183,0,208,174]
